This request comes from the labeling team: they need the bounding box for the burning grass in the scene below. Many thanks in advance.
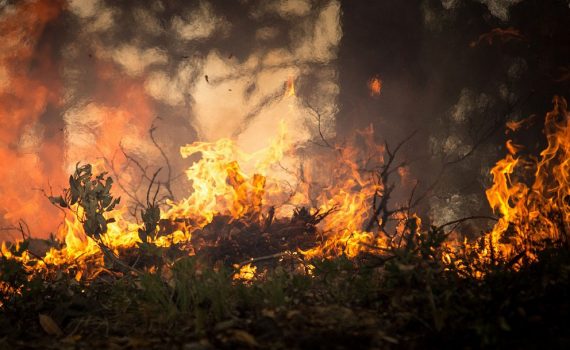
[1,242,569,349]
[0,97,569,348]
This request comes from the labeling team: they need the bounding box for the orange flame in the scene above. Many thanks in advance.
[505,115,535,134]
[165,119,289,227]
[0,1,159,239]
[285,76,296,97]
[1,19,566,284]
[233,263,257,281]
[505,140,524,155]
[470,27,524,47]
[368,76,382,97]
[484,96,569,264]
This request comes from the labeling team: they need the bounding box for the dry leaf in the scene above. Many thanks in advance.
[74,270,83,282]
[39,314,63,336]
[261,308,276,318]
[377,331,399,344]
[230,330,259,348]
[61,335,81,344]
[286,310,301,319]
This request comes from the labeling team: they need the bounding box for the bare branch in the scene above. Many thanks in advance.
[303,99,335,149]
[150,119,175,201]
[437,215,498,231]
[364,130,418,233]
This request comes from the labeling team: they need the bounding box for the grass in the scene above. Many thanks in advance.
[1,242,569,349]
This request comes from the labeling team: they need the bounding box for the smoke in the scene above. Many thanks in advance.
[477,0,524,20]
[0,0,342,238]
[2,0,564,240]
[336,0,569,231]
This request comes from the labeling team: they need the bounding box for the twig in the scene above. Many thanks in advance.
[149,119,175,201]
[411,90,535,208]
[96,241,144,275]
[104,147,146,210]
[303,99,335,149]
[236,251,290,268]
[146,168,162,207]
[365,130,418,233]
[437,215,498,231]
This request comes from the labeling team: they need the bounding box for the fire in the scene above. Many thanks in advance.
[302,126,391,258]
[368,76,382,97]
[164,119,289,227]
[434,97,568,276]
[1,118,399,275]
[233,263,257,281]
[0,0,66,235]
[285,76,296,97]
[505,140,524,155]
[505,115,535,133]
[1,77,568,282]
[0,0,158,238]
[483,96,569,264]
[470,27,524,47]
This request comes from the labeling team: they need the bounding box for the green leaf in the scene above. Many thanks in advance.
[106,197,120,211]
[101,196,112,208]
[138,229,147,242]
[96,214,107,232]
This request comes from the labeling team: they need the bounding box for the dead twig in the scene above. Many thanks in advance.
[365,130,418,233]
[303,99,335,149]
[236,251,291,268]
[411,90,535,208]
[150,118,175,201]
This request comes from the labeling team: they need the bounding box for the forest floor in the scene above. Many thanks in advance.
[1,243,569,349]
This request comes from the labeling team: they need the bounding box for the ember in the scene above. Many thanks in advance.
[368,75,383,97]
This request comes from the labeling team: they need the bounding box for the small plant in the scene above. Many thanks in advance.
[47,163,145,273]
[138,205,160,244]
[49,163,120,240]
[137,168,163,248]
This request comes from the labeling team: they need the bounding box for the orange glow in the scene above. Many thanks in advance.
[0,18,567,285]
[505,140,524,155]
[68,61,156,170]
[0,1,156,239]
[233,263,257,281]
[506,115,535,133]
[482,96,569,266]
[285,76,296,97]
[470,27,524,47]
[368,76,382,97]
[5,94,569,277]
[0,0,66,236]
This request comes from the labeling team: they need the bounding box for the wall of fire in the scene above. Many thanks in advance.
[1,0,568,239]
[0,0,342,237]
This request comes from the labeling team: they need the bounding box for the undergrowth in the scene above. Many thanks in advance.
[1,243,569,349]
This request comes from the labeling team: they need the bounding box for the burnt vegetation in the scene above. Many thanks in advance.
[1,94,569,349]
[1,0,570,349]
[0,199,569,349]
